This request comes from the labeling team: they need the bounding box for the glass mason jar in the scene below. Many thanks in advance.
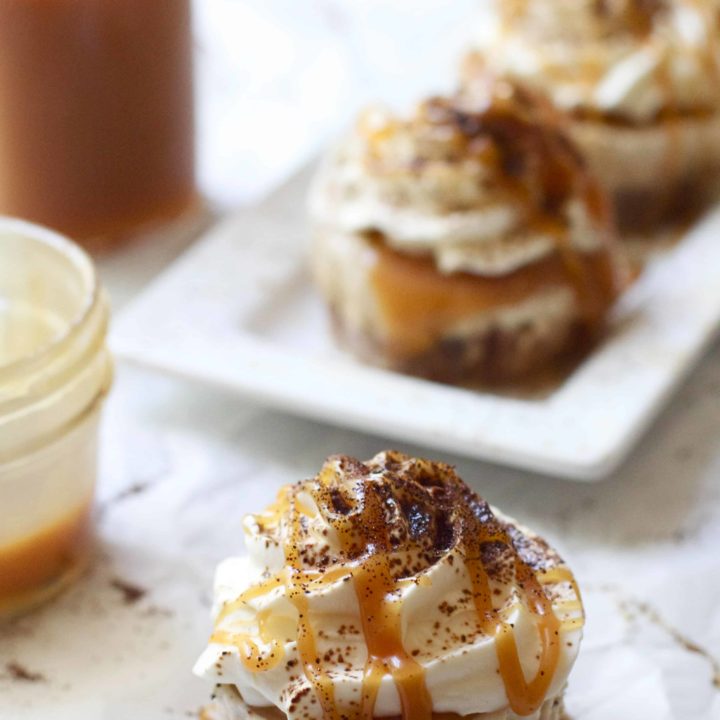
[0,218,113,620]
[0,0,196,249]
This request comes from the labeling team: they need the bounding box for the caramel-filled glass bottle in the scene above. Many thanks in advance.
[0,0,196,247]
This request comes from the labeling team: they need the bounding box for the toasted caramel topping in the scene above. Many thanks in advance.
[359,68,602,228]
[214,452,584,719]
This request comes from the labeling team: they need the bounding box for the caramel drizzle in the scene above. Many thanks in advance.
[313,468,433,720]
[441,83,623,328]
[285,487,339,718]
[460,503,572,719]
[540,567,585,631]
[212,456,585,719]
[523,105,620,327]
[511,135,620,330]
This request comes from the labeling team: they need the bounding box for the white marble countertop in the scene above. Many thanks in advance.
[1,2,720,718]
[0,222,718,719]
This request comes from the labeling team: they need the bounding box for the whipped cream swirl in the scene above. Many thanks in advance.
[194,452,584,720]
[310,77,609,276]
[474,0,720,123]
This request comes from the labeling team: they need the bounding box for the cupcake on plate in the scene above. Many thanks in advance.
[470,0,720,231]
[308,72,628,385]
[195,451,585,720]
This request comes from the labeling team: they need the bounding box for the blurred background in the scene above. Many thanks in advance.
[195,0,477,206]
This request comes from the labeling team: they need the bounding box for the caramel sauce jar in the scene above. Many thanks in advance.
[0,218,112,619]
[0,0,196,248]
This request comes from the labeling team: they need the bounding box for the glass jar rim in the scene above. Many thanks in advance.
[0,216,100,382]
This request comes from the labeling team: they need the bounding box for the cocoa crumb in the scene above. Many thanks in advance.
[5,662,45,683]
[110,578,147,605]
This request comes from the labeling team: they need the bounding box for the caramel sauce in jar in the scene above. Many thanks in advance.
[0,501,92,617]
[0,219,112,620]
[0,0,195,246]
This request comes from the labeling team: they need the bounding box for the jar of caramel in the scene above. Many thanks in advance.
[0,0,196,248]
[0,218,112,619]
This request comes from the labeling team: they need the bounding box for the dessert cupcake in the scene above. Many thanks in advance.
[309,73,628,384]
[470,0,720,232]
[195,451,585,720]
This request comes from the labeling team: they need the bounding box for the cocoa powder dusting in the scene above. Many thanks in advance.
[4,662,45,683]
[110,578,147,605]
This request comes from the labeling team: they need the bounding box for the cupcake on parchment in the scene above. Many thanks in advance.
[195,451,585,720]
[308,73,628,385]
[470,0,720,232]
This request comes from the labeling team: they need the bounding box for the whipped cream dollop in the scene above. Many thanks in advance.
[194,452,584,720]
[309,77,609,276]
[474,0,720,123]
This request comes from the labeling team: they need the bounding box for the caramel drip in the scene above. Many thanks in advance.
[211,573,288,672]
[211,628,284,673]
[213,487,340,714]
[496,567,562,717]
[462,519,562,716]
[452,478,582,717]
[539,566,584,602]
[285,487,339,719]
[430,84,622,334]
[212,455,585,719]
[539,567,585,626]
[516,110,620,331]
[215,562,352,624]
[353,557,432,720]
[215,573,287,628]
[212,557,352,675]
[320,483,433,720]
[525,206,616,331]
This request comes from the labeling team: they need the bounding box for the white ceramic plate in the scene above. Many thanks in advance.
[112,165,720,480]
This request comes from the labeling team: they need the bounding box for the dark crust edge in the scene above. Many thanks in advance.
[330,307,599,386]
[201,685,567,720]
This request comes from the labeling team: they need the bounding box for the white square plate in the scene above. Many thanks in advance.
[112,165,720,480]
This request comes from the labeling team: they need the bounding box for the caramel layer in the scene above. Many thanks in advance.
[0,502,92,608]
[0,0,195,243]
[371,239,619,356]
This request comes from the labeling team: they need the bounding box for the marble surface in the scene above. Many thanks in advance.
[4,183,720,720]
[194,0,477,207]
[0,234,719,717]
[1,2,720,718]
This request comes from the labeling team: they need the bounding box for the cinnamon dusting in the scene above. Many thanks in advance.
[211,452,584,719]
[3,662,45,683]
[110,578,147,605]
